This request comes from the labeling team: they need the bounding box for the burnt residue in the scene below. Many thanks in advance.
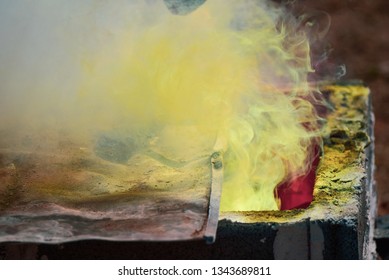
[329,129,349,143]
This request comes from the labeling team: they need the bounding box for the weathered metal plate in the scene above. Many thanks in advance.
[0,126,222,243]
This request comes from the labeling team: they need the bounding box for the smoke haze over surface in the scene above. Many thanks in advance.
[0,0,320,211]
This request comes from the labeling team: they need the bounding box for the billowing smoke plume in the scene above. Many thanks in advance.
[0,0,320,211]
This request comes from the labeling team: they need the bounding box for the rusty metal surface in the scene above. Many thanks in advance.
[0,126,222,243]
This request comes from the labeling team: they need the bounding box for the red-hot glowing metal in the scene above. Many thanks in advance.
[276,144,320,210]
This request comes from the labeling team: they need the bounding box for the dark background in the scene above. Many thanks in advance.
[295,0,389,215]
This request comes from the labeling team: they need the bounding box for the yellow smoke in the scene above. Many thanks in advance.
[80,1,318,211]
[0,0,319,210]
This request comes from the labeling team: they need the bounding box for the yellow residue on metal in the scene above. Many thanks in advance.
[314,85,370,207]
[221,84,372,223]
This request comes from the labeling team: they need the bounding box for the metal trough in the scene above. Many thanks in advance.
[0,82,376,259]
